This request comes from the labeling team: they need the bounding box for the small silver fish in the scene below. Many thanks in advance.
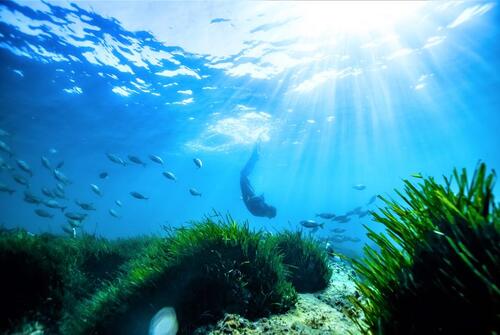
[24,191,42,204]
[353,184,366,191]
[128,155,146,166]
[189,188,202,196]
[75,200,96,211]
[300,220,324,229]
[65,212,87,221]
[0,140,13,156]
[44,200,66,212]
[90,184,102,196]
[316,213,336,219]
[53,188,65,199]
[67,219,82,228]
[42,187,55,198]
[193,158,202,169]
[149,155,164,165]
[12,174,29,186]
[163,171,176,181]
[130,191,148,200]
[106,153,126,166]
[41,156,52,170]
[367,195,377,205]
[53,169,71,185]
[115,200,122,207]
[35,209,53,218]
[0,183,15,195]
[109,209,120,218]
[61,225,76,238]
[16,159,33,176]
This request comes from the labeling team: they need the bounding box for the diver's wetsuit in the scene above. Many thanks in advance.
[240,143,277,219]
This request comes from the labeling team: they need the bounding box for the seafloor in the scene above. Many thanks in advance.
[194,257,361,335]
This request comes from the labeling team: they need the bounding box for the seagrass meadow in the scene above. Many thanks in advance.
[351,163,500,334]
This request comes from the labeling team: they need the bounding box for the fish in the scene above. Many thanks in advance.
[109,209,120,218]
[130,191,148,200]
[35,209,53,218]
[128,155,146,166]
[67,219,82,228]
[149,307,178,335]
[0,128,10,137]
[316,213,336,219]
[193,158,202,169]
[61,225,76,238]
[358,210,370,218]
[346,207,362,216]
[106,153,126,166]
[90,184,102,197]
[56,183,65,192]
[0,183,15,195]
[348,236,361,243]
[353,184,366,191]
[332,228,346,233]
[333,215,350,223]
[300,220,324,229]
[16,159,33,176]
[149,154,164,165]
[23,191,42,204]
[115,200,122,207]
[367,195,377,205]
[41,156,52,170]
[162,171,176,181]
[65,212,87,221]
[53,188,65,199]
[49,148,57,154]
[0,140,13,156]
[99,172,108,179]
[44,200,66,212]
[189,188,202,196]
[42,187,55,198]
[56,161,64,169]
[0,157,11,171]
[75,200,96,211]
[12,174,29,186]
[53,169,71,185]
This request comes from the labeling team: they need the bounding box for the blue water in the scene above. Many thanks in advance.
[0,1,499,257]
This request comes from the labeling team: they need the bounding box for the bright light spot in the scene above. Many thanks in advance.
[186,111,272,152]
[292,1,425,36]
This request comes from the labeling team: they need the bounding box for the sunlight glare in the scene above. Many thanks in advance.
[293,1,425,36]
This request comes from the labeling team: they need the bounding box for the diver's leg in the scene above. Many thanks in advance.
[240,142,260,177]
[240,175,255,200]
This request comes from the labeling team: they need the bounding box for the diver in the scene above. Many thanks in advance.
[240,141,277,219]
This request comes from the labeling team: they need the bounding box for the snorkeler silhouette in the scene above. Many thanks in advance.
[240,141,277,219]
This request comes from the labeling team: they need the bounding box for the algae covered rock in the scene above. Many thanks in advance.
[352,163,500,334]
[269,231,332,292]
[0,229,153,333]
[62,216,298,334]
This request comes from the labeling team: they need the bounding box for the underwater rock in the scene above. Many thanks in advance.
[269,231,332,293]
[194,258,360,335]
[61,216,298,335]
